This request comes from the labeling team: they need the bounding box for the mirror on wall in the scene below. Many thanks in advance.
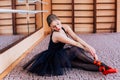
[0,0,44,53]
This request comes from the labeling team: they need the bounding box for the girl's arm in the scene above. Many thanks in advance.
[63,25,98,60]
[52,32,85,50]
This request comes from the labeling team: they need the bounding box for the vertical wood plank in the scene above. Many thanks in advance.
[93,0,96,33]
[72,0,74,31]
[12,0,17,35]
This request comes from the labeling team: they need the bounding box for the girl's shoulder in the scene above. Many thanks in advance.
[52,31,65,43]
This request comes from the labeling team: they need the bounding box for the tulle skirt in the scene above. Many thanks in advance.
[23,48,75,76]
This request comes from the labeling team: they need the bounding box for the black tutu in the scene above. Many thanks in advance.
[23,28,78,76]
[23,49,75,76]
[23,28,75,76]
[23,48,73,76]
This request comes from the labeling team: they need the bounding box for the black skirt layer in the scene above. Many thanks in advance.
[23,48,73,76]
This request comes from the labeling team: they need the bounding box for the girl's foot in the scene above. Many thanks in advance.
[102,67,118,75]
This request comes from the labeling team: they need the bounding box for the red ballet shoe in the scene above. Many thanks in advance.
[94,60,101,66]
[99,66,106,72]
[102,68,118,75]
[99,66,118,75]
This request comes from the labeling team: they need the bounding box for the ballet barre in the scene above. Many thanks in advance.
[0,9,48,14]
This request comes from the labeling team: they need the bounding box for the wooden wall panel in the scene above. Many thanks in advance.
[96,0,116,33]
[97,10,115,16]
[16,5,35,10]
[97,24,115,31]
[15,2,36,34]
[59,18,72,23]
[0,20,12,25]
[51,0,117,33]
[0,0,118,34]
[96,30,112,33]
[75,5,93,10]
[74,0,94,33]
[0,25,12,35]
[36,13,42,29]
[0,7,11,9]
[16,18,35,24]
[51,0,72,33]
[16,14,35,18]
[53,11,72,16]
[17,25,35,34]
[75,24,93,29]
[0,0,37,34]
[0,0,12,34]
[97,23,114,29]
[52,0,72,3]
[75,18,93,23]
[97,17,115,22]
[42,0,52,35]
[74,0,93,3]
[0,29,13,34]
[0,14,12,19]
[75,11,93,17]
[97,4,115,9]
[52,5,72,10]
[0,26,12,29]
[75,24,93,33]
[97,0,115,3]
[63,24,72,28]
[117,0,120,32]
[36,2,42,29]
[0,0,11,6]
[0,26,12,34]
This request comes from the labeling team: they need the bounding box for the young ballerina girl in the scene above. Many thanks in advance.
[23,14,118,76]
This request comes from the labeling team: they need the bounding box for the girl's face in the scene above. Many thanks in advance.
[50,20,62,32]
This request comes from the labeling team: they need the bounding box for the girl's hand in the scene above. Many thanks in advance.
[84,45,98,60]
[93,54,98,60]
[88,45,96,54]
